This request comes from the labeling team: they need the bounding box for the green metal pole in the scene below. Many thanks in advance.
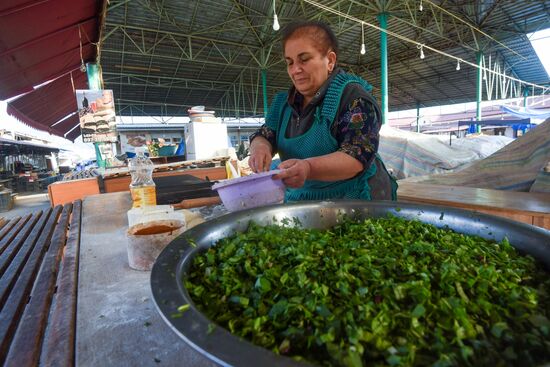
[86,63,106,169]
[476,52,483,132]
[261,69,268,119]
[416,102,420,133]
[377,13,389,125]
[86,63,101,90]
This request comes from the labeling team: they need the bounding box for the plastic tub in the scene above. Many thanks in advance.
[158,145,178,156]
[211,170,285,212]
[126,220,185,271]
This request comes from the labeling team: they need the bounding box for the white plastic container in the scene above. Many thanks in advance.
[211,170,285,212]
[126,220,185,271]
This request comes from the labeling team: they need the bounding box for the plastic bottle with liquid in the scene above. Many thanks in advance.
[128,148,157,208]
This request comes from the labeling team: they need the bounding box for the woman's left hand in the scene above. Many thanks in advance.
[274,159,311,188]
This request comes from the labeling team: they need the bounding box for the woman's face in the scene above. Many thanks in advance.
[284,35,336,101]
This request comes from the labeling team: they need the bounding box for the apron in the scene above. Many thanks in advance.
[267,73,397,201]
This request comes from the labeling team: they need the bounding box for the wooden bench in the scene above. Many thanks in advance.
[0,200,82,366]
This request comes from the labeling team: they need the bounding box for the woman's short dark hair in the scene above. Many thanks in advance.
[281,20,339,55]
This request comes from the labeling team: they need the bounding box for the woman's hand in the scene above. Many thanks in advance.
[248,137,273,173]
[274,159,312,188]
[274,152,362,188]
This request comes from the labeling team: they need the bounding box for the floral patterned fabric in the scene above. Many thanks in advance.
[335,95,380,169]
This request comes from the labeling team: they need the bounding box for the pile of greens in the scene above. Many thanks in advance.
[184,216,550,366]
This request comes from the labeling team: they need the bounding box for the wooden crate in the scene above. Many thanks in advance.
[48,178,100,207]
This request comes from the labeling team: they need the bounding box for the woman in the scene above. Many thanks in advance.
[248,20,397,201]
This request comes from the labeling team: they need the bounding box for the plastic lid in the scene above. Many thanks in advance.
[212,170,281,190]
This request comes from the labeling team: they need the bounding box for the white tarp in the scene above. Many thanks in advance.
[397,118,550,192]
[379,125,513,179]
[500,105,550,120]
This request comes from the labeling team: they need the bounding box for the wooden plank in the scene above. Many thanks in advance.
[0,208,52,308]
[0,218,6,231]
[48,178,100,207]
[42,201,82,366]
[398,182,550,218]
[0,216,29,253]
[533,216,550,230]
[3,204,72,367]
[0,206,62,363]
[0,212,42,277]
[0,217,19,243]
[473,208,534,226]
[102,166,227,193]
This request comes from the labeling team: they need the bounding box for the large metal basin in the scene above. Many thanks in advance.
[151,200,550,367]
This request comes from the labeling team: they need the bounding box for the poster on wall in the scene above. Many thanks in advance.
[123,133,148,154]
[75,89,118,143]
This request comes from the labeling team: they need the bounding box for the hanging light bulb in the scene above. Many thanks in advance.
[273,13,280,31]
[456,59,461,71]
[360,22,366,55]
[272,0,280,31]
[80,62,87,73]
[419,44,425,59]
[419,0,423,11]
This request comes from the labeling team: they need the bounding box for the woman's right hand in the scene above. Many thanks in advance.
[248,137,273,173]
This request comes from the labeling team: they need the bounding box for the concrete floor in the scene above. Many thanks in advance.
[0,192,51,220]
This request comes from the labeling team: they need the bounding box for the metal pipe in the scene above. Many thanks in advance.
[416,101,420,133]
[261,69,268,119]
[476,52,483,127]
[377,13,389,125]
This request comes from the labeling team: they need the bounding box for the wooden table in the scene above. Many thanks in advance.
[77,192,216,366]
[0,191,217,366]
[397,182,550,230]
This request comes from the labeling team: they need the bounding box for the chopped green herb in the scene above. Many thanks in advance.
[185,216,550,366]
[187,237,198,248]
[177,304,190,312]
[171,303,191,319]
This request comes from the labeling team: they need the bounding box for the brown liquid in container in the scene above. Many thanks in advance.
[126,220,185,271]
[133,225,177,235]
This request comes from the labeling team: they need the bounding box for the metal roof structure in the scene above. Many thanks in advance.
[1,0,549,140]
[115,123,187,131]
[0,138,60,155]
[100,0,550,118]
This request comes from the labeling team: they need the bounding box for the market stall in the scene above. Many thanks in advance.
[0,138,63,195]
